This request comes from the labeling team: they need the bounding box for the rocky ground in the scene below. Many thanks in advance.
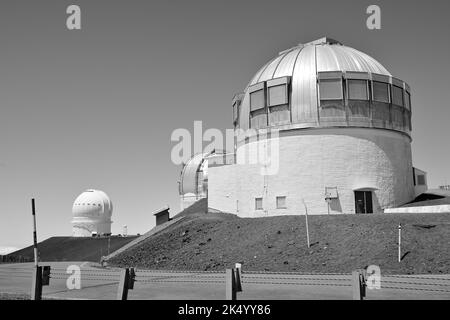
[109,207,450,274]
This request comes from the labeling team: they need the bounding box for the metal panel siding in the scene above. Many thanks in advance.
[344,47,391,75]
[268,84,287,106]
[240,91,251,129]
[273,48,300,78]
[237,41,407,133]
[316,45,341,71]
[248,61,271,86]
[180,154,204,195]
[291,45,318,124]
[258,54,285,82]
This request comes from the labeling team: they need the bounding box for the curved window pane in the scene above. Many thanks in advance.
[319,79,342,100]
[348,80,368,100]
[250,89,265,111]
[392,85,404,106]
[373,81,389,103]
[405,92,411,110]
[268,84,287,106]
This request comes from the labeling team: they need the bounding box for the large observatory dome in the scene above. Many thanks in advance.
[233,37,411,137]
[206,37,418,217]
[71,189,113,237]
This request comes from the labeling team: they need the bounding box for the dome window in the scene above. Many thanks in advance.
[249,83,265,111]
[392,85,404,107]
[249,83,268,129]
[318,72,345,123]
[372,81,390,103]
[319,79,343,100]
[267,77,291,125]
[405,91,411,111]
[348,80,369,101]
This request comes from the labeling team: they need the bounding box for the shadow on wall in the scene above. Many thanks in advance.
[373,193,382,213]
[329,198,342,213]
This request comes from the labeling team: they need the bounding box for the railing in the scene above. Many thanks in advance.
[1,264,450,300]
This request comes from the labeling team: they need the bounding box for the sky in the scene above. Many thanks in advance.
[1,0,449,252]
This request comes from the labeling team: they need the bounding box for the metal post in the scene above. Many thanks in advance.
[31,199,38,267]
[235,263,242,292]
[352,270,363,300]
[225,268,236,300]
[31,266,43,300]
[303,199,310,248]
[398,224,402,262]
[117,268,130,300]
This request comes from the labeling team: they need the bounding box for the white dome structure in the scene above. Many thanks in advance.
[204,37,425,216]
[179,150,234,210]
[71,189,113,237]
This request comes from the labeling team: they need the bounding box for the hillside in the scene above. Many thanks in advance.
[109,211,450,274]
[7,236,138,262]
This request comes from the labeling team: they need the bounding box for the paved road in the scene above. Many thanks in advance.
[1,262,449,300]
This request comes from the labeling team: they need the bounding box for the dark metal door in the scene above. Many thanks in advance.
[354,191,373,214]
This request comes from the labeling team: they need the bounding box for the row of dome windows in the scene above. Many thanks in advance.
[245,78,411,114]
[74,203,102,206]
[233,75,412,132]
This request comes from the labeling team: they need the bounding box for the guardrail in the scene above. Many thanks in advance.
[1,265,449,300]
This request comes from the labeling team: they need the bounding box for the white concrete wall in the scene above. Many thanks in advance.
[208,127,415,216]
[72,217,112,237]
[385,205,450,214]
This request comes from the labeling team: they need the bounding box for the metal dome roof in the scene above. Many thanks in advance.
[72,189,113,219]
[247,37,391,89]
[234,37,411,134]
[179,153,208,196]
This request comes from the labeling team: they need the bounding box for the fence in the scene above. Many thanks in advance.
[0,255,34,264]
[1,264,450,300]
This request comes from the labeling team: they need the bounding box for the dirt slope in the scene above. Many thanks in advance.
[7,236,138,262]
[109,212,450,275]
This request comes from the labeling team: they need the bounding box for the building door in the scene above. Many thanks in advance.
[354,191,373,214]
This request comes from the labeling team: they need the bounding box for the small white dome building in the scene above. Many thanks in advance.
[71,189,113,237]
[178,151,234,210]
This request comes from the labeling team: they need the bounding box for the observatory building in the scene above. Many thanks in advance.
[71,189,113,237]
[179,37,427,216]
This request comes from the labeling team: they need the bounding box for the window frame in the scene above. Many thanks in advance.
[347,79,369,101]
[372,80,391,103]
[276,196,287,209]
[267,77,291,107]
[255,197,263,210]
[248,82,266,112]
[318,78,344,101]
[392,84,404,107]
[405,90,411,111]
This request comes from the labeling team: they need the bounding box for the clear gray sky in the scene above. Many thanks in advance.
[1,0,449,252]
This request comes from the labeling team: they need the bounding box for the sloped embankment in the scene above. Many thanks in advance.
[109,211,450,274]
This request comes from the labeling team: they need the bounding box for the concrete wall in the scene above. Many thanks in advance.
[208,127,415,216]
[72,218,112,237]
[385,205,450,214]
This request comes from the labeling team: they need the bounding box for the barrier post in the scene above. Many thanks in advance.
[31,266,43,300]
[235,263,242,292]
[352,270,364,300]
[226,268,237,300]
[117,268,130,300]
[128,268,136,289]
[398,224,402,262]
